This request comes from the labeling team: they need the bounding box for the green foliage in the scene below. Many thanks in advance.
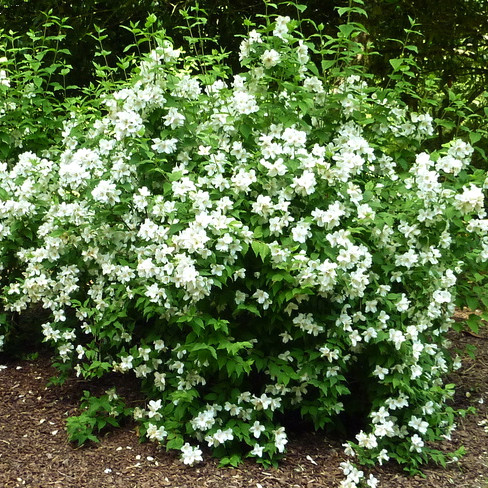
[66,389,131,445]
[0,13,76,162]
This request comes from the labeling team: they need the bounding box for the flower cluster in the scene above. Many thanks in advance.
[0,13,486,486]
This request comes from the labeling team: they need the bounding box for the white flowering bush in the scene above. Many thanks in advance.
[1,7,488,486]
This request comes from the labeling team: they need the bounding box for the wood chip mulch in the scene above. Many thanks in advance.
[1,324,488,487]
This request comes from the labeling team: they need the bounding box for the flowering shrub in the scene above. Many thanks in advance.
[1,7,488,487]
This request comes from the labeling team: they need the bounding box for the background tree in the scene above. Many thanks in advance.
[1,0,487,159]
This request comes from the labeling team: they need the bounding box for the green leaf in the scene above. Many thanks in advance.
[251,240,269,261]
[188,342,218,360]
[321,59,336,71]
[234,303,261,317]
[389,58,404,71]
[218,340,253,355]
[338,24,357,38]
[239,123,252,139]
[466,296,479,310]
[145,14,157,28]
[467,314,480,334]
[405,45,418,53]
[166,436,184,450]
[469,132,482,144]
[219,454,242,467]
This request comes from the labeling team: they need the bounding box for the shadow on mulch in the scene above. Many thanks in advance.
[1,328,488,488]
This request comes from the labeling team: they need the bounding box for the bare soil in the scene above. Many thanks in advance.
[1,321,488,488]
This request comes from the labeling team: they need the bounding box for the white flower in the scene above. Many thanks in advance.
[191,409,216,431]
[205,428,234,447]
[356,203,375,221]
[410,364,422,379]
[371,407,389,424]
[235,290,248,305]
[273,16,290,40]
[180,443,203,465]
[172,176,196,199]
[163,107,185,128]
[154,371,166,391]
[374,420,395,438]
[260,157,287,175]
[349,330,362,347]
[342,442,356,457]
[146,423,167,441]
[231,169,257,193]
[363,327,377,342]
[432,289,451,304]
[293,313,324,336]
[252,194,274,217]
[231,91,259,115]
[304,76,324,93]
[421,401,435,416]
[147,399,162,420]
[282,128,307,146]
[410,433,424,452]
[0,69,10,87]
[340,461,364,483]
[249,421,265,439]
[366,474,379,488]
[454,184,485,215]
[395,249,418,268]
[386,394,409,410]
[292,170,316,196]
[319,345,340,362]
[153,340,166,351]
[273,426,288,453]
[377,449,390,465]
[312,202,345,230]
[372,365,388,380]
[291,220,312,243]
[408,416,429,434]
[261,49,281,69]
[151,137,178,154]
[251,393,273,411]
[113,110,144,139]
[252,289,271,309]
[296,40,309,64]
[388,329,406,350]
[91,180,121,205]
[174,74,201,99]
[250,444,264,457]
[119,355,133,372]
[355,431,378,449]
[395,294,410,312]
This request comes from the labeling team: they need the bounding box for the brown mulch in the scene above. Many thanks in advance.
[2,320,488,487]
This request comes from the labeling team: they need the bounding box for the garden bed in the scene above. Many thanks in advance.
[1,326,488,488]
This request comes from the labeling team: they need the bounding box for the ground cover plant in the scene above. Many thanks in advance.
[1,3,488,487]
